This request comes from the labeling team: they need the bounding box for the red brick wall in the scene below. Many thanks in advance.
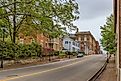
[36,34,49,48]
[19,33,49,48]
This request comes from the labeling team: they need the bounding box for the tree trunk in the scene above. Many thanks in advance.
[13,0,16,43]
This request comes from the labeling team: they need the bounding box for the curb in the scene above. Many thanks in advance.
[87,60,107,81]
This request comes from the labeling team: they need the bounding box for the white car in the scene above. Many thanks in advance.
[77,53,84,58]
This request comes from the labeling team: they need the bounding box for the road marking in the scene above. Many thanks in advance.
[0,58,88,81]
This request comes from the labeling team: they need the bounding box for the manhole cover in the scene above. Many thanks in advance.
[7,74,18,77]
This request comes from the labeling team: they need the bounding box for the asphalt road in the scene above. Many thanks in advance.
[0,55,106,81]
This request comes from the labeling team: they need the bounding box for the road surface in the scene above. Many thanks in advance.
[0,55,106,81]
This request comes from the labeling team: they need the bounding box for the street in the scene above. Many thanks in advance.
[0,55,106,81]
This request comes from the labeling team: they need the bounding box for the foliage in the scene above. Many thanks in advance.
[53,51,59,56]
[100,15,116,54]
[0,0,79,43]
[58,51,66,58]
[0,40,42,60]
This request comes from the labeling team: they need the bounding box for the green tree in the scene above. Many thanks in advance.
[0,0,79,43]
[100,15,116,54]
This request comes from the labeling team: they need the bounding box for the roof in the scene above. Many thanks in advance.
[75,31,97,42]
[75,31,91,35]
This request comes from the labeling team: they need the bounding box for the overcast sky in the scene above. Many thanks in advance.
[73,0,113,43]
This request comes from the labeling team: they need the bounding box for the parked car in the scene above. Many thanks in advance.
[77,52,84,58]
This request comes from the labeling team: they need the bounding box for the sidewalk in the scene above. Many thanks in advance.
[96,56,117,81]
[0,56,76,71]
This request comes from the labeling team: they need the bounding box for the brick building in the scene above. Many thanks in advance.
[95,41,100,54]
[69,31,100,54]
[19,33,62,51]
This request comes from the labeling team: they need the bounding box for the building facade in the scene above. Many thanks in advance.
[95,41,100,54]
[19,33,62,51]
[48,37,63,51]
[63,36,80,52]
[70,31,100,54]
[114,0,121,81]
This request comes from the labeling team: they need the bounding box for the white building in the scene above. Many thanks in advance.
[63,36,80,52]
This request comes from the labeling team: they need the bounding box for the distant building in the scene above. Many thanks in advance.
[63,36,80,52]
[69,31,100,54]
[76,31,100,54]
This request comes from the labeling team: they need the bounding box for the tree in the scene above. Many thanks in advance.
[100,14,116,54]
[0,0,79,43]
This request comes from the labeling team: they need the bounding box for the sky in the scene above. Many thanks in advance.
[73,0,113,43]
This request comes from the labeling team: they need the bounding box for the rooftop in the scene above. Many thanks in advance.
[75,31,97,42]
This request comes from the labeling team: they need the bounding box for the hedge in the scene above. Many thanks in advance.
[0,40,42,60]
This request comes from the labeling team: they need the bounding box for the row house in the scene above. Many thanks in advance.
[48,38,63,51]
[18,31,100,55]
[18,33,62,51]
[63,36,80,52]
[69,31,100,55]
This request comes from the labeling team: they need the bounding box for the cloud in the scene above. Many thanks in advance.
[76,0,113,20]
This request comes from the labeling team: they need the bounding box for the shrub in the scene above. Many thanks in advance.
[0,40,42,60]
[53,51,59,56]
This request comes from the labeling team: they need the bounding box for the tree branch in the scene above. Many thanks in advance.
[16,15,26,32]
[0,1,32,8]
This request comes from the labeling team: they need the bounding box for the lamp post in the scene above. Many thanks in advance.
[1,27,5,68]
[68,41,71,59]
[84,42,86,55]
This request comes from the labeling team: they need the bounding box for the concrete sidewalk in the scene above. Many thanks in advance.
[0,56,76,70]
[96,56,117,81]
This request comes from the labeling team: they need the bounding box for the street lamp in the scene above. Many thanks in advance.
[68,41,71,59]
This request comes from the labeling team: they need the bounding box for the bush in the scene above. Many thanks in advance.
[58,51,66,58]
[72,52,78,56]
[53,51,59,56]
[0,40,42,60]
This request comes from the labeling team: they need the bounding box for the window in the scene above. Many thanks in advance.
[81,36,84,41]
[69,41,71,44]
[76,43,78,46]
[84,37,87,41]
[65,41,68,44]
[87,38,89,40]
[78,37,81,41]
[46,43,48,47]
[87,36,89,40]
[72,47,75,52]
[78,44,80,47]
